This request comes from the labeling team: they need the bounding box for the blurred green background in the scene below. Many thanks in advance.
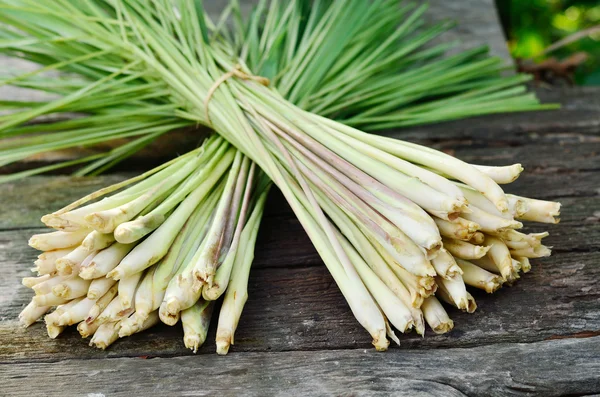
[496,0,600,85]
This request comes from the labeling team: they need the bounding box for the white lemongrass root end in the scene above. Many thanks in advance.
[90,321,120,350]
[421,296,454,334]
[19,301,50,328]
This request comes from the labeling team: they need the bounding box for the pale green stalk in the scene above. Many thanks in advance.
[455,258,503,293]
[203,162,255,301]
[431,248,463,279]
[52,277,91,299]
[108,167,228,280]
[182,300,214,353]
[28,228,90,251]
[473,164,523,184]
[86,284,119,323]
[87,277,117,300]
[442,237,490,260]
[19,301,51,328]
[216,188,268,355]
[421,296,454,334]
[22,274,51,288]
[79,242,135,279]
[81,231,116,251]
[193,151,244,286]
[118,269,145,310]
[113,142,234,244]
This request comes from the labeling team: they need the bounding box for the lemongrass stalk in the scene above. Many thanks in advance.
[160,263,203,323]
[512,258,522,274]
[79,242,135,279]
[32,275,68,295]
[510,246,552,258]
[42,193,141,231]
[108,175,227,280]
[181,300,214,353]
[44,297,83,327]
[216,156,252,259]
[32,260,56,276]
[56,245,92,275]
[436,287,477,314]
[514,256,532,273]
[118,270,145,310]
[316,188,425,334]
[87,284,119,323]
[78,318,101,338]
[148,186,223,319]
[90,321,120,349]
[421,296,454,334]
[46,323,65,339]
[19,301,50,327]
[226,81,388,352]
[504,239,530,250]
[203,162,256,301]
[33,292,70,306]
[262,105,465,216]
[473,164,523,184]
[508,195,561,224]
[318,123,466,216]
[457,184,511,220]
[97,296,133,324]
[334,130,465,202]
[434,217,478,241]
[52,277,91,299]
[297,155,436,271]
[484,235,515,280]
[84,151,210,233]
[470,232,485,245]
[287,137,441,255]
[339,232,413,333]
[57,297,96,326]
[431,248,463,279]
[22,274,51,288]
[44,149,201,221]
[44,153,202,230]
[325,123,509,212]
[34,248,73,275]
[37,248,73,263]
[506,195,529,218]
[81,231,115,251]
[455,258,503,293]
[215,189,268,355]
[28,229,90,251]
[436,275,470,311]
[119,310,160,338]
[193,151,244,286]
[87,277,117,300]
[113,144,234,244]
[496,230,548,246]
[461,205,522,233]
[442,237,490,260]
[129,266,155,326]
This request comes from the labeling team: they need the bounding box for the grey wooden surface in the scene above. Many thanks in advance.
[2,1,600,396]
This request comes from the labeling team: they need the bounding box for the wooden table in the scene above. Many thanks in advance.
[1,1,599,396]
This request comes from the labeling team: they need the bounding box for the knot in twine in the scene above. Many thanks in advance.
[204,64,270,126]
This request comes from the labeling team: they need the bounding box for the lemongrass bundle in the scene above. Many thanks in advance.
[7,0,562,352]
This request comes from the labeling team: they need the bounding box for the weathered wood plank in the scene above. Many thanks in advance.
[1,337,599,397]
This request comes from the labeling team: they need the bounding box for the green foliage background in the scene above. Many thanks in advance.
[496,0,600,85]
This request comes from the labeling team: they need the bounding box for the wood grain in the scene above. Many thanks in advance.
[0,1,599,396]
[1,337,599,397]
